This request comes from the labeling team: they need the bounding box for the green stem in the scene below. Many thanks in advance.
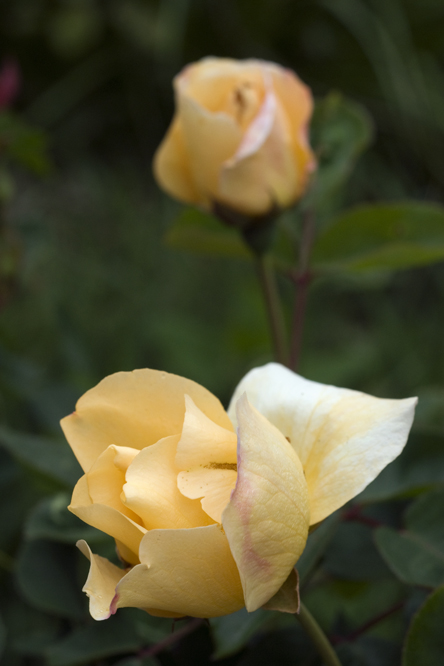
[256,253,288,365]
[296,603,342,666]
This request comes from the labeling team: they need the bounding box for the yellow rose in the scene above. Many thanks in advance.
[61,364,416,620]
[153,58,315,217]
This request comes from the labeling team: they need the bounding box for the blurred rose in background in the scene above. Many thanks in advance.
[154,57,315,217]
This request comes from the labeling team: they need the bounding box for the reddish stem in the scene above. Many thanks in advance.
[341,505,383,529]
[331,600,404,645]
[138,617,204,659]
[289,210,316,371]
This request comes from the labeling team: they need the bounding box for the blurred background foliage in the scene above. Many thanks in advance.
[1,0,444,664]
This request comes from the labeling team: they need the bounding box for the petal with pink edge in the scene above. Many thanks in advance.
[76,540,126,620]
[77,541,181,620]
[222,395,310,612]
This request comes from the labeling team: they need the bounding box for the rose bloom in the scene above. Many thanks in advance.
[153,58,315,217]
[62,364,416,620]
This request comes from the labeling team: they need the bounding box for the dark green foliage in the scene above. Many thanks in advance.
[375,488,444,589]
[0,427,81,488]
[1,0,444,664]
[46,612,155,666]
[403,586,444,666]
[313,203,444,273]
[17,539,86,619]
[166,208,252,261]
[308,93,374,216]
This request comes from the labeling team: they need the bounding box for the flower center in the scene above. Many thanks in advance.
[230,81,261,127]
[204,462,238,471]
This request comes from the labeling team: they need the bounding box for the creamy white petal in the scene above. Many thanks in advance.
[228,363,417,525]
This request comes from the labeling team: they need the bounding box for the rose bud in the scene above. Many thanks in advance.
[153,58,315,222]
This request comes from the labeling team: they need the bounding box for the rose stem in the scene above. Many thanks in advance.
[289,209,316,371]
[331,600,404,645]
[138,617,204,659]
[296,603,342,666]
[256,253,288,365]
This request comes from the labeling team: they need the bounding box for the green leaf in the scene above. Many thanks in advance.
[0,426,82,488]
[375,487,444,588]
[323,522,392,581]
[403,586,444,666]
[0,449,38,552]
[375,528,444,589]
[336,637,400,666]
[305,578,404,636]
[406,487,444,550]
[210,607,294,659]
[24,493,106,545]
[312,202,444,273]
[45,610,150,666]
[308,92,374,209]
[210,608,273,659]
[166,208,251,260]
[16,539,85,619]
[0,112,52,175]
[1,584,62,660]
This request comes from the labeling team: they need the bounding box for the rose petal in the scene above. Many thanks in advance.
[87,445,140,521]
[115,539,139,566]
[219,84,300,214]
[268,64,316,184]
[153,117,200,205]
[77,540,181,619]
[175,396,238,522]
[76,539,126,620]
[176,395,237,468]
[177,84,242,208]
[180,58,265,114]
[222,395,310,612]
[69,475,146,565]
[122,435,213,529]
[112,524,244,618]
[178,466,236,523]
[61,369,233,472]
[228,363,417,525]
